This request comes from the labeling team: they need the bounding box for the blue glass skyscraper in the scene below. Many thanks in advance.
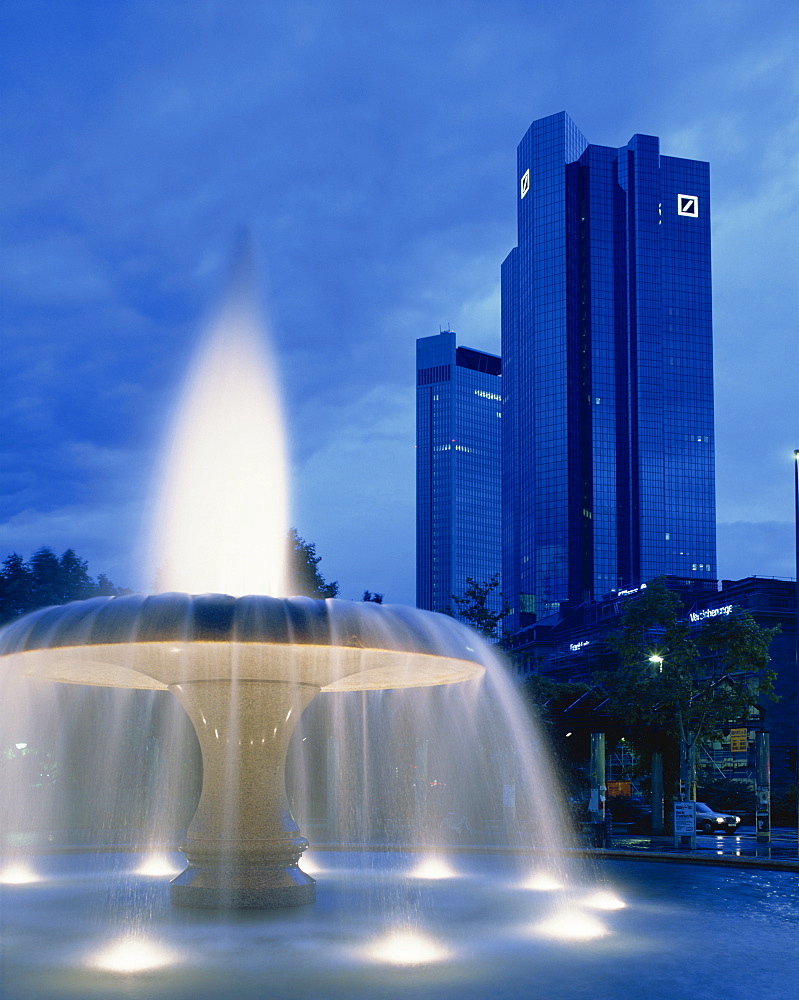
[502,112,716,629]
[416,331,502,616]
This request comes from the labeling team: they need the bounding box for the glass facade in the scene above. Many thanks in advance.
[416,331,503,616]
[502,112,716,629]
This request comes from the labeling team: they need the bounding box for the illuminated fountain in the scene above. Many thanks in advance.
[0,593,486,908]
[0,262,490,909]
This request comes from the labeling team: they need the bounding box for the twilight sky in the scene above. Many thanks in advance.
[1,0,797,604]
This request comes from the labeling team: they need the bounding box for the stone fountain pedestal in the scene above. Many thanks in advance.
[169,679,319,908]
[0,593,484,909]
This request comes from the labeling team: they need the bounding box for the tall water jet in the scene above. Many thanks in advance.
[147,242,289,598]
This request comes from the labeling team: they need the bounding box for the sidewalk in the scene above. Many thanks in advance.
[585,824,799,872]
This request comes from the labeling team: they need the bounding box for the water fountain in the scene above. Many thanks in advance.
[0,258,495,910]
[0,592,486,909]
[2,254,798,998]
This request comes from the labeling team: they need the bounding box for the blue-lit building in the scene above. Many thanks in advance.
[506,575,798,794]
[416,331,502,616]
[502,112,716,629]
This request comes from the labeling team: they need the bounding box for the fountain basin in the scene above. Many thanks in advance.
[0,593,484,689]
[3,849,798,1000]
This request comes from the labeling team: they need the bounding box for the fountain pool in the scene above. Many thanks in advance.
[3,849,798,1000]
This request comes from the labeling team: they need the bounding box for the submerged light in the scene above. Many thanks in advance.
[523,872,564,891]
[90,937,180,973]
[535,911,609,941]
[299,853,323,875]
[135,854,184,878]
[410,856,458,880]
[583,890,626,910]
[364,929,450,966]
[0,863,40,885]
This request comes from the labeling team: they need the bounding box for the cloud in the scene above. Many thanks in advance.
[0,498,145,590]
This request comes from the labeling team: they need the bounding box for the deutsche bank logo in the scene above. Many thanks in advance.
[520,169,530,199]
[678,194,699,217]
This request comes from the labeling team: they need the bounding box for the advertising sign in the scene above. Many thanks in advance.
[673,801,696,835]
[729,728,748,753]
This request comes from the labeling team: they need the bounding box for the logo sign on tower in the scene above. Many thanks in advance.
[677,194,699,217]
[520,169,530,199]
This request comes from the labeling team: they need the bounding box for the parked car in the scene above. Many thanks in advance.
[695,801,741,834]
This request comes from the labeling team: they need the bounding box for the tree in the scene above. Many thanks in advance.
[286,530,339,599]
[362,591,383,603]
[600,577,778,798]
[0,553,32,621]
[446,574,510,639]
[520,676,615,800]
[54,549,95,603]
[0,548,130,626]
[28,547,64,608]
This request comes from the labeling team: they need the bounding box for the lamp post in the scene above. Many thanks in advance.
[646,654,669,839]
[589,732,607,848]
[652,651,696,849]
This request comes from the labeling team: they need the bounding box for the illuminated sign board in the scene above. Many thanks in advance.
[520,169,530,199]
[569,641,590,652]
[677,194,699,217]
[689,605,733,623]
[616,584,647,598]
[729,728,748,753]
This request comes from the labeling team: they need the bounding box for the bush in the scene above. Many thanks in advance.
[695,776,754,817]
[771,784,798,826]
[604,795,651,832]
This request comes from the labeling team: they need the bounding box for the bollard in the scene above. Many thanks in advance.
[755,731,771,844]
[589,732,606,847]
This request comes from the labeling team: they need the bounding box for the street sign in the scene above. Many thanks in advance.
[729,728,748,753]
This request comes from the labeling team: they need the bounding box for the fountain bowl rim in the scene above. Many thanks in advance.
[0,593,487,676]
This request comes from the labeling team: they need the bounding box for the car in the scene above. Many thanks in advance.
[695,801,741,834]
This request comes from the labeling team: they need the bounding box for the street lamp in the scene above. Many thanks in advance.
[646,653,667,835]
[651,648,696,849]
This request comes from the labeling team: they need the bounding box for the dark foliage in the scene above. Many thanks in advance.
[601,577,778,750]
[0,548,131,626]
[446,574,510,639]
[286,530,339,599]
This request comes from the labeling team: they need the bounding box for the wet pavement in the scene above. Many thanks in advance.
[589,824,799,871]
